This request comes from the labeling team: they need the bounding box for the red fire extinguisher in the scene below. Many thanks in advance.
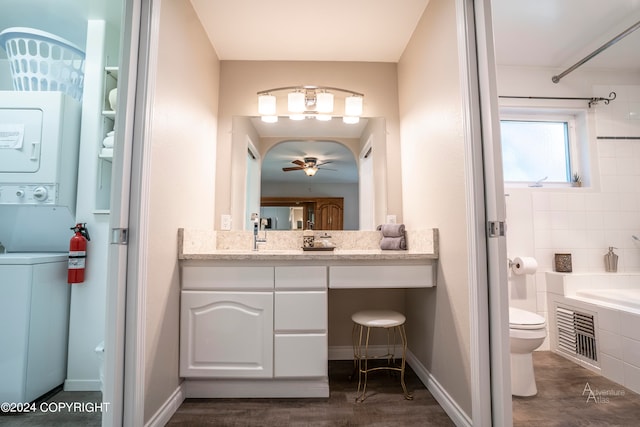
[68,223,90,284]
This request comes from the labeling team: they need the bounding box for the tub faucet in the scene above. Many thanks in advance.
[251,213,267,251]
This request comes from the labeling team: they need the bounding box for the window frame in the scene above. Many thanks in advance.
[499,111,580,187]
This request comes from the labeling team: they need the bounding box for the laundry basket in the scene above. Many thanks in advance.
[0,27,85,101]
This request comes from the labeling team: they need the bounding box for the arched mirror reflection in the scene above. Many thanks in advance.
[235,116,390,231]
[260,140,358,230]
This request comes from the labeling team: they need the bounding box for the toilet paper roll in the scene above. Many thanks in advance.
[512,256,538,275]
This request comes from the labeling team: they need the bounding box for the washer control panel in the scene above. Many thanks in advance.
[0,184,57,204]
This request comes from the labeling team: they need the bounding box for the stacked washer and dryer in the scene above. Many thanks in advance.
[0,91,82,403]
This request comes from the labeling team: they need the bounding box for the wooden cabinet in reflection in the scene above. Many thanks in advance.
[315,198,343,230]
[260,197,344,230]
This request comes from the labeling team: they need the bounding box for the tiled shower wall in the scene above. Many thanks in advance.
[506,85,640,349]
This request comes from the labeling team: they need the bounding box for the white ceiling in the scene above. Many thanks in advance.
[491,0,640,71]
[191,0,640,69]
[190,0,640,185]
[190,0,430,62]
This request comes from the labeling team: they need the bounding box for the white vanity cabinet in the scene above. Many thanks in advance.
[274,266,327,378]
[180,266,274,378]
[180,264,329,381]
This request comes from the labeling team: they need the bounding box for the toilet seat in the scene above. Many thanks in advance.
[509,307,545,330]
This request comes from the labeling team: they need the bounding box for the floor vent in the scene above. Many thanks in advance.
[556,306,597,363]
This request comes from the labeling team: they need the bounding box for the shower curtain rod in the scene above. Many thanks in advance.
[552,20,640,83]
[499,92,616,108]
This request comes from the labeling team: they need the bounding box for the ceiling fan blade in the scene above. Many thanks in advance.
[317,167,337,171]
[282,166,304,171]
[292,159,305,166]
[316,161,333,166]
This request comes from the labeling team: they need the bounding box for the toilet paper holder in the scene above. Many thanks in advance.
[507,256,538,275]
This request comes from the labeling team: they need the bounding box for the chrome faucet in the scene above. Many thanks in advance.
[251,213,267,251]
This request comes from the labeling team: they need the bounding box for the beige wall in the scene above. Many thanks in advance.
[144,0,219,421]
[398,0,472,417]
[215,61,402,230]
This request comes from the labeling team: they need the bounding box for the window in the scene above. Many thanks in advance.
[500,118,574,184]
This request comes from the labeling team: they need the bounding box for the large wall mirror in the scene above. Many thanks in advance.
[232,116,391,231]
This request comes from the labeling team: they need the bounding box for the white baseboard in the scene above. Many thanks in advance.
[145,383,185,427]
[406,350,472,427]
[63,379,101,392]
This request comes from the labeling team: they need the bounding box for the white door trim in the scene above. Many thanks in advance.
[119,0,162,425]
[101,0,146,425]
[456,0,492,425]
[472,0,513,425]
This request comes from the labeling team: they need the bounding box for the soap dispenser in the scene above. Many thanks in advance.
[604,247,618,272]
[303,221,314,248]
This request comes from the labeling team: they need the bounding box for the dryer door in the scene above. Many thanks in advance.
[0,108,43,173]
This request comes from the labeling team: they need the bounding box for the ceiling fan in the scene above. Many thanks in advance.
[282,157,335,176]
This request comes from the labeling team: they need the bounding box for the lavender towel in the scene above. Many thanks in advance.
[380,236,407,250]
[377,223,406,237]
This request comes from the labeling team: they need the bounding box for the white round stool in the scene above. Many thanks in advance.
[351,309,413,402]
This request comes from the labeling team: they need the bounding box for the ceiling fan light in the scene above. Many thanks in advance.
[304,167,318,176]
[316,92,334,113]
[315,114,332,121]
[258,94,277,115]
[288,91,306,113]
[345,95,363,116]
[343,116,360,124]
[261,115,278,123]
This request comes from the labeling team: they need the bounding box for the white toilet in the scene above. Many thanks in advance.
[509,307,546,397]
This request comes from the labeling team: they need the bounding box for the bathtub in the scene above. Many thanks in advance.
[574,288,640,313]
[546,272,640,394]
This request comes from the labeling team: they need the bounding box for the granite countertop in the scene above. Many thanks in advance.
[177,228,439,262]
[179,248,438,261]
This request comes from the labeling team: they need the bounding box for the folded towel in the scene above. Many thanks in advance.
[377,223,406,237]
[380,236,407,250]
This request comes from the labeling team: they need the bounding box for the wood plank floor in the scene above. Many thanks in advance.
[513,351,640,426]
[3,351,639,425]
[167,360,455,426]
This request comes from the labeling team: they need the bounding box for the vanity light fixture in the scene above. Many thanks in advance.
[257,85,364,123]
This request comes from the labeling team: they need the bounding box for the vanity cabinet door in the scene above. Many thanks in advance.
[180,290,273,378]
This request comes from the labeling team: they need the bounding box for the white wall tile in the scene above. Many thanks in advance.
[600,353,625,385]
[619,193,640,212]
[599,329,622,359]
[621,312,640,341]
[623,362,640,394]
[598,141,617,157]
[536,291,547,312]
[585,211,605,230]
[598,157,618,175]
[622,337,640,368]
[549,193,569,211]
[597,307,620,333]
[600,175,620,193]
[531,192,550,211]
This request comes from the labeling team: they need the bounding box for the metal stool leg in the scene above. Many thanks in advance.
[354,324,372,402]
[352,322,413,402]
[399,324,413,400]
